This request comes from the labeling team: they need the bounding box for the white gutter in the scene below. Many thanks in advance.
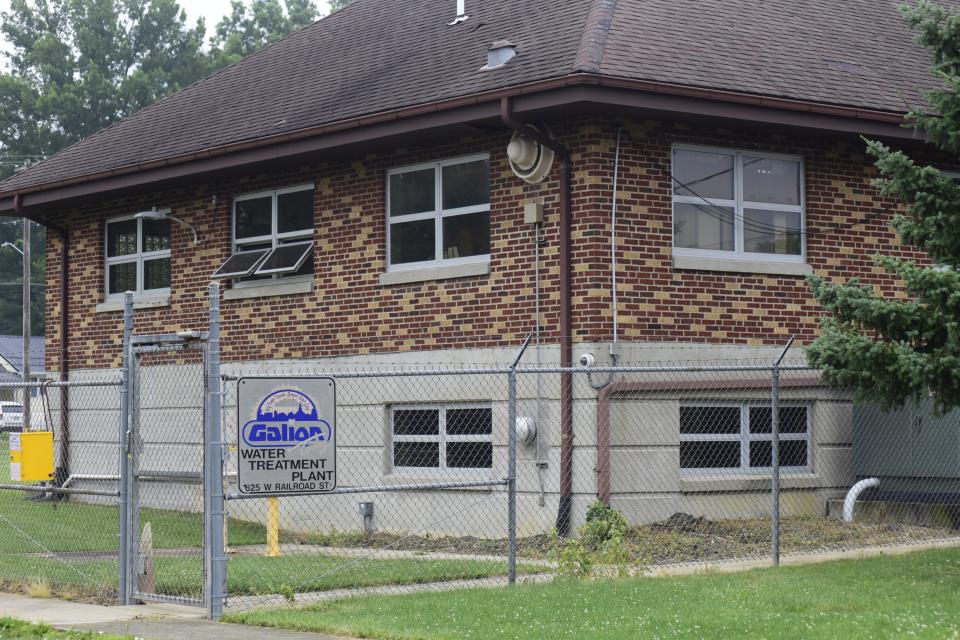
[843,477,880,522]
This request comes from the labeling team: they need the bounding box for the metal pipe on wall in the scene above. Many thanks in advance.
[499,97,574,535]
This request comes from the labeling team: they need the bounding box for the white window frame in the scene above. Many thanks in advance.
[390,403,494,473]
[386,153,491,272]
[679,401,811,474]
[232,183,315,287]
[671,144,806,264]
[104,211,172,301]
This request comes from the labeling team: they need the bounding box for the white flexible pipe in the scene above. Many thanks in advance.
[843,477,880,522]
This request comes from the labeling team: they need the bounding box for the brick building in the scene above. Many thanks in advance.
[0,0,952,532]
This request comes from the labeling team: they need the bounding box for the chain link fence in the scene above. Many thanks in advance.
[0,376,122,604]
[1,328,959,618]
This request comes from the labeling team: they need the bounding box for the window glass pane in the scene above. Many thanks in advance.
[743,156,801,205]
[442,212,489,259]
[673,149,734,199]
[390,219,435,264]
[141,219,170,253]
[743,209,802,255]
[749,440,807,468]
[235,196,272,239]
[108,262,136,294]
[277,189,314,234]
[674,203,734,251]
[393,409,440,436]
[107,220,138,257]
[442,159,489,210]
[394,442,439,468]
[446,408,492,436]
[750,406,807,434]
[781,440,807,467]
[680,406,740,435]
[680,441,740,469]
[143,258,170,291]
[749,440,772,468]
[389,168,435,216]
[447,442,493,468]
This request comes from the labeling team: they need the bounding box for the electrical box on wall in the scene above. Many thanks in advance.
[524,202,544,225]
[8,431,54,482]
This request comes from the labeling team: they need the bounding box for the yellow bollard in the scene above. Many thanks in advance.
[266,496,280,557]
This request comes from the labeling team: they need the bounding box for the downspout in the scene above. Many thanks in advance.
[499,97,575,535]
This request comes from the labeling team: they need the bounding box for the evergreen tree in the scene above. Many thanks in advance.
[807,1,960,411]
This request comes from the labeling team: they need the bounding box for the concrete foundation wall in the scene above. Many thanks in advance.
[62,342,854,536]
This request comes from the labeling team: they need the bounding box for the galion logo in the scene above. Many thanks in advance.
[242,389,332,448]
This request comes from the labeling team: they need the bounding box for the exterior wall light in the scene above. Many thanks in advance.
[134,209,200,246]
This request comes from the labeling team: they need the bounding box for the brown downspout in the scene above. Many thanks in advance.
[499,97,575,535]
[57,229,70,486]
[595,376,825,506]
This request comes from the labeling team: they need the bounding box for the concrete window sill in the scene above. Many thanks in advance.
[673,255,813,276]
[379,261,490,286]
[680,473,819,493]
[95,295,170,313]
[224,279,312,300]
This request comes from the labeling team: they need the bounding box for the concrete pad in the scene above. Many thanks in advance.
[0,593,145,626]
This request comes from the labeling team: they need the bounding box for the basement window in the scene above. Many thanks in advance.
[391,405,493,472]
[104,214,171,300]
[679,402,810,472]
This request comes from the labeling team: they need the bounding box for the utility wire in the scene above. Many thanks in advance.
[670,174,898,237]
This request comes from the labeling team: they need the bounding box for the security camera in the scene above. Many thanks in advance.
[579,352,596,367]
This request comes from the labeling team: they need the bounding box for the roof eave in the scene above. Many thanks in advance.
[0,73,915,214]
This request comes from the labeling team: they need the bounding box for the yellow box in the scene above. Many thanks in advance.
[8,431,54,482]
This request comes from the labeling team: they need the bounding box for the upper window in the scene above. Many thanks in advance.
[215,184,315,282]
[105,215,171,299]
[391,405,493,471]
[672,146,804,262]
[679,402,810,472]
[387,155,491,270]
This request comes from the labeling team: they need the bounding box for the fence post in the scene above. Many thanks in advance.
[771,336,794,568]
[118,291,134,605]
[204,282,227,620]
[507,367,517,584]
[507,333,533,585]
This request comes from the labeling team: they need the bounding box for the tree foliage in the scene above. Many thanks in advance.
[208,0,320,67]
[0,0,323,336]
[807,1,960,411]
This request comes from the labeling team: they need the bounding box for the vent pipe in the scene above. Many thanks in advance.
[449,0,468,25]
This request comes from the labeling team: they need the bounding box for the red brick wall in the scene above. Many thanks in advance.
[43,117,930,371]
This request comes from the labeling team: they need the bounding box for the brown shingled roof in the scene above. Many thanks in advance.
[0,0,950,196]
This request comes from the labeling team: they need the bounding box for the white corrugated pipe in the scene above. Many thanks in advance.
[843,477,880,522]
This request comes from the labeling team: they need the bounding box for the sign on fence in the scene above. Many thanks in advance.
[237,378,337,495]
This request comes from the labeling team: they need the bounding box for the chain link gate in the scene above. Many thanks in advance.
[119,285,226,617]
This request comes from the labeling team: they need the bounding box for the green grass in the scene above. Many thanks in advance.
[0,617,130,639]
[0,433,266,553]
[0,551,529,600]
[226,547,960,640]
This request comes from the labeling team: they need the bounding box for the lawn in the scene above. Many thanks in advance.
[226,547,960,640]
[0,434,524,603]
[0,433,266,554]
[0,617,130,640]
[0,550,527,601]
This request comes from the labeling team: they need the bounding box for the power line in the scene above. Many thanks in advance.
[669,174,897,238]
